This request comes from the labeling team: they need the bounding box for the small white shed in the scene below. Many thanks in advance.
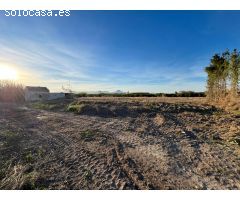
[25,86,50,102]
[24,86,67,102]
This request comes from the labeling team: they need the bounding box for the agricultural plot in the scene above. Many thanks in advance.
[0,97,240,189]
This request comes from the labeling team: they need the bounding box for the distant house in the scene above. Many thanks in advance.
[25,86,50,101]
[25,86,66,102]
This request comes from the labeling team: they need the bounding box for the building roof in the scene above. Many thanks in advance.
[25,86,50,93]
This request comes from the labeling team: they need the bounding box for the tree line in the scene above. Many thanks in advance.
[205,49,240,101]
[75,91,205,98]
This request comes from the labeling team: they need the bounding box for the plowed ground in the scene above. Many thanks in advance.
[0,97,240,189]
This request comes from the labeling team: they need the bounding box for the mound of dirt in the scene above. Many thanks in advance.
[68,100,217,118]
[70,102,153,118]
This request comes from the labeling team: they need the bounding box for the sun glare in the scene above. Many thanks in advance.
[0,66,18,81]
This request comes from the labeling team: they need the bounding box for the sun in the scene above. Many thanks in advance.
[0,65,18,81]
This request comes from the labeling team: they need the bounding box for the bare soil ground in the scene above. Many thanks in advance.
[0,97,240,189]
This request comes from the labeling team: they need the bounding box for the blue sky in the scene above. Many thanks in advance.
[1,10,240,92]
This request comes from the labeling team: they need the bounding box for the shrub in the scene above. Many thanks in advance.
[67,103,84,113]
[0,80,25,103]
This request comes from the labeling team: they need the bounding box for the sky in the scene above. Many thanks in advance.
[1,10,240,93]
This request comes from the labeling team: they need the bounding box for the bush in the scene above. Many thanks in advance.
[67,103,84,113]
[0,81,25,103]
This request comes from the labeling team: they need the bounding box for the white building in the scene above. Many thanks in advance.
[25,86,66,102]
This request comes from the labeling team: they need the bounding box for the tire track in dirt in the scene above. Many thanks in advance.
[1,102,240,189]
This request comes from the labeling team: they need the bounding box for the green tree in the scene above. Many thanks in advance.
[205,51,230,101]
[205,65,217,100]
[204,49,240,101]
[229,49,240,97]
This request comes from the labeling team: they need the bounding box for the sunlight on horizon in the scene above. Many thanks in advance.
[0,64,18,81]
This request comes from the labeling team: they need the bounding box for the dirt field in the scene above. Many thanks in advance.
[0,97,240,189]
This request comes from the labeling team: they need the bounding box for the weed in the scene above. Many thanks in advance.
[2,131,20,147]
[80,130,95,140]
[24,152,34,163]
[21,172,38,190]
[231,110,240,116]
[31,102,56,110]
[83,169,92,182]
[37,148,44,157]
[228,138,240,146]
[67,103,85,113]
